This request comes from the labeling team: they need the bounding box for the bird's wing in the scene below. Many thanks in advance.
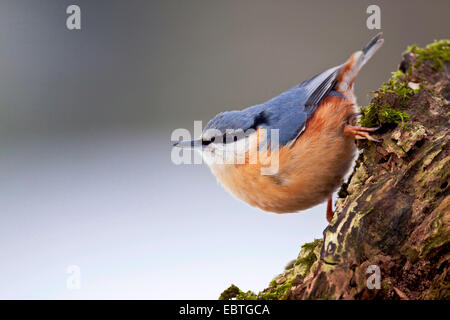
[301,65,342,107]
[257,65,342,146]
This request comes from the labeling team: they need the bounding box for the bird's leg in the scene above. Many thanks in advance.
[326,196,334,223]
[344,124,381,142]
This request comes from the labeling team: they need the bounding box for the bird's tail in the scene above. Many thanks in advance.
[335,33,384,94]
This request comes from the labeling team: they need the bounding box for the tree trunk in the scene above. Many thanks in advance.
[220,40,449,300]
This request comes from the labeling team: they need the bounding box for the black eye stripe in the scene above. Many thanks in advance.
[223,133,244,144]
[202,132,247,145]
[201,136,216,145]
[202,139,212,146]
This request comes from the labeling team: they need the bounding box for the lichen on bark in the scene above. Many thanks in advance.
[219,40,450,300]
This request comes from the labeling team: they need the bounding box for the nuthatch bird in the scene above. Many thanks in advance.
[174,33,384,222]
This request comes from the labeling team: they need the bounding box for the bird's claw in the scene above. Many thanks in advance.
[344,125,381,142]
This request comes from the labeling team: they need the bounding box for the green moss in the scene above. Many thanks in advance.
[284,259,295,270]
[236,290,258,300]
[360,102,410,129]
[274,279,294,297]
[219,284,243,300]
[293,239,322,274]
[359,68,417,129]
[221,287,259,300]
[408,40,450,71]
[379,70,419,99]
[378,107,410,129]
[259,278,295,300]
[230,278,297,300]
[220,239,322,300]
[294,252,317,273]
[300,238,323,251]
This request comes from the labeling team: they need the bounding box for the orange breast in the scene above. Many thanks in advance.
[209,96,358,213]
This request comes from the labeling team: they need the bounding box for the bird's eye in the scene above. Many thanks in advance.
[202,136,215,146]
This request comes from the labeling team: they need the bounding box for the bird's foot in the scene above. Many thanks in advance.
[326,196,334,223]
[344,125,381,142]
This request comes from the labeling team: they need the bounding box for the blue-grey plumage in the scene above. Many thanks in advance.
[202,65,341,146]
[199,33,383,147]
[174,33,384,222]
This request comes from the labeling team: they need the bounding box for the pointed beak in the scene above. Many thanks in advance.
[172,139,202,149]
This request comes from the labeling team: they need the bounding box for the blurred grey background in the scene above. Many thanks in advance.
[0,0,448,298]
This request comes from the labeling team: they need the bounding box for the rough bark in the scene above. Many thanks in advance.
[220,40,449,300]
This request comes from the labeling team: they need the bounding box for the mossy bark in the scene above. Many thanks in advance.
[220,40,449,300]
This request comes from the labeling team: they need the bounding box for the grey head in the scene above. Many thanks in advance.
[172,109,259,149]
